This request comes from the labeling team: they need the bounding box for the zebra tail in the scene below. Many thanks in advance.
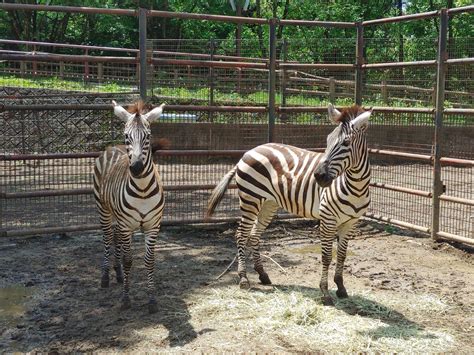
[206,166,238,218]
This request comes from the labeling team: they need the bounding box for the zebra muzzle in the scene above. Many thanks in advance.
[314,169,333,188]
[130,160,145,176]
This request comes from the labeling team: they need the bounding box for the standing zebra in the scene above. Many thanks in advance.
[93,100,165,313]
[207,104,372,305]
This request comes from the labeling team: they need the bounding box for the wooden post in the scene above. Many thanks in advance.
[20,61,26,76]
[98,62,104,81]
[32,45,37,76]
[84,49,89,81]
[381,80,388,104]
[59,61,65,78]
[329,77,336,103]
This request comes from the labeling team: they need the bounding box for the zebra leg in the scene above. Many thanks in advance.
[144,229,159,314]
[120,231,133,310]
[113,225,123,284]
[319,219,337,306]
[250,201,278,285]
[235,215,256,289]
[334,222,356,298]
[100,214,114,288]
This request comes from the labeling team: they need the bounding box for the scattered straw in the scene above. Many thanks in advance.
[192,286,456,353]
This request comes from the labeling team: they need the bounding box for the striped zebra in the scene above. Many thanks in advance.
[207,104,372,305]
[93,100,165,313]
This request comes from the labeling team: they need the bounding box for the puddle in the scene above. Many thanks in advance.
[0,285,34,329]
[291,244,354,256]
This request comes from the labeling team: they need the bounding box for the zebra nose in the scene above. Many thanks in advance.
[314,167,332,187]
[130,160,144,176]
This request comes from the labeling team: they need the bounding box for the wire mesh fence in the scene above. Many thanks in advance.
[0,5,473,245]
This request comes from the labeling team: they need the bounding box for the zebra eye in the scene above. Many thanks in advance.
[342,137,351,146]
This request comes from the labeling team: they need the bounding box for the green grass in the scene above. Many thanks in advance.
[0,75,134,93]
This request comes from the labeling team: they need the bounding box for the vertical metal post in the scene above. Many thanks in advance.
[432,8,448,241]
[280,38,287,108]
[84,49,89,81]
[268,18,277,143]
[355,22,364,105]
[209,39,215,122]
[139,8,148,100]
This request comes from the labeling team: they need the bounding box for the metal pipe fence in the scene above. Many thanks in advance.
[0,4,473,245]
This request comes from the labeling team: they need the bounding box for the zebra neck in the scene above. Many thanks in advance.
[345,152,371,187]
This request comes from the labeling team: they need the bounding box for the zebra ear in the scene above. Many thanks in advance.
[328,103,341,124]
[112,100,133,122]
[351,109,373,131]
[144,103,165,123]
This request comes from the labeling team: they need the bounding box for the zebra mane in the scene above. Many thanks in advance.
[337,105,365,123]
[126,100,150,115]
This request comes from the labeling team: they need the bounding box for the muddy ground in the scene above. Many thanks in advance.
[0,220,473,353]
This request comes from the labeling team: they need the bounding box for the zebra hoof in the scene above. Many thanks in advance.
[114,266,123,284]
[148,299,158,314]
[259,273,272,285]
[321,295,334,306]
[239,279,251,290]
[101,276,109,288]
[336,288,348,298]
[121,297,131,310]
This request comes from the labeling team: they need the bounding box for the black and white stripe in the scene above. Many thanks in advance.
[93,101,165,313]
[207,104,372,305]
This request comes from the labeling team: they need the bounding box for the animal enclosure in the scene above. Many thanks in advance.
[0,4,472,244]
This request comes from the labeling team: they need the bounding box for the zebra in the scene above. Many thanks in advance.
[207,104,372,305]
[93,100,165,313]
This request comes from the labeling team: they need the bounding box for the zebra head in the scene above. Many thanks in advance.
[112,100,165,177]
[314,104,372,188]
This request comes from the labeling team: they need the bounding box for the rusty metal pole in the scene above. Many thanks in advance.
[209,39,215,122]
[280,38,288,108]
[139,8,148,100]
[432,9,448,241]
[268,18,277,142]
[355,22,364,105]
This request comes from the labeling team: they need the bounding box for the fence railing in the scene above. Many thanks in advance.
[0,3,473,245]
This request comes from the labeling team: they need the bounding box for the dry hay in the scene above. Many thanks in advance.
[192,286,455,353]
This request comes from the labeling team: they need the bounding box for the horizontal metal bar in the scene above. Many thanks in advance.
[3,214,303,237]
[1,183,240,199]
[370,182,432,197]
[362,60,437,69]
[0,3,137,16]
[279,63,355,70]
[440,157,474,167]
[444,108,474,115]
[446,57,474,65]
[0,53,137,64]
[147,9,268,24]
[0,103,267,113]
[435,231,474,245]
[0,104,112,112]
[364,212,430,233]
[0,152,101,161]
[362,10,439,26]
[278,19,355,28]
[150,57,266,69]
[155,150,245,157]
[447,5,474,15]
[368,149,433,162]
[0,39,138,53]
[152,49,268,63]
[439,194,474,206]
[278,106,435,114]
[163,105,267,112]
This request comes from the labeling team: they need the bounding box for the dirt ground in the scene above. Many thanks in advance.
[0,219,473,353]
